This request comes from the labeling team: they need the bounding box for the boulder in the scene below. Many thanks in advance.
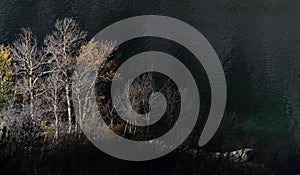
[214,148,256,162]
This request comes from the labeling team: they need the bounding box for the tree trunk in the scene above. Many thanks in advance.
[66,83,72,133]
[54,106,59,139]
[29,76,34,119]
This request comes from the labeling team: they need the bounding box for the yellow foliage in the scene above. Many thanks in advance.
[109,123,125,135]
[40,120,50,128]
[76,39,117,74]
[0,44,14,110]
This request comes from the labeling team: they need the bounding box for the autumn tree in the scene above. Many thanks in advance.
[0,45,14,111]
[72,39,115,133]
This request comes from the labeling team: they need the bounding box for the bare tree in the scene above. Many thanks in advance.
[113,72,183,140]
[113,73,155,136]
[44,18,87,133]
[43,69,65,139]
[11,28,49,119]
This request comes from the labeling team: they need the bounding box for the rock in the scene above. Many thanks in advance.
[214,148,256,163]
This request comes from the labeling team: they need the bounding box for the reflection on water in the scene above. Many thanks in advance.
[1,0,300,165]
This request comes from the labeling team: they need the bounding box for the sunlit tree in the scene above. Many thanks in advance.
[0,45,13,111]
[11,28,49,119]
[44,18,87,133]
[73,39,115,134]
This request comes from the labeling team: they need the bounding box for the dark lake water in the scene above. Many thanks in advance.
[1,0,300,168]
